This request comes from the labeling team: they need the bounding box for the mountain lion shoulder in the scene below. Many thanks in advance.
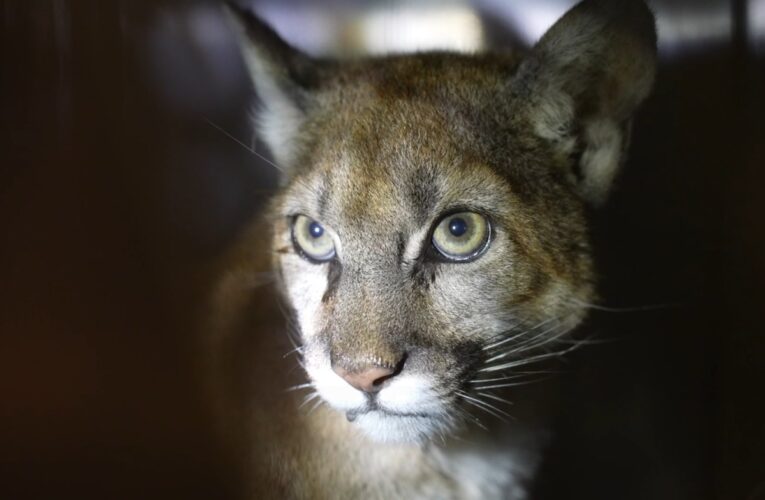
[205,1,657,498]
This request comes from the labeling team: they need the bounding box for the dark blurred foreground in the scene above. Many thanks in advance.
[1,1,764,499]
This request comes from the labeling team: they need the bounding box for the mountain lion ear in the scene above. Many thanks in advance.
[224,2,325,173]
[514,0,657,205]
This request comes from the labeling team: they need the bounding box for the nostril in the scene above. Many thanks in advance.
[332,365,398,393]
[366,366,397,391]
[332,353,408,393]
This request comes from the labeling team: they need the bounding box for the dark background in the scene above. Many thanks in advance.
[1,0,763,498]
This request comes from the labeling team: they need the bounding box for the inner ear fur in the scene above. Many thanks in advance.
[224,1,326,174]
[514,0,657,205]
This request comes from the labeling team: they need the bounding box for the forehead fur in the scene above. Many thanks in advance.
[298,52,538,174]
[282,52,576,220]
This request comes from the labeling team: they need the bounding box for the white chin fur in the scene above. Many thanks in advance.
[353,411,444,443]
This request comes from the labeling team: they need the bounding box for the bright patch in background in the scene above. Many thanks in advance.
[655,5,732,55]
[752,0,765,50]
[254,3,484,56]
[477,0,576,45]
[146,0,762,114]
[358,6,484,54]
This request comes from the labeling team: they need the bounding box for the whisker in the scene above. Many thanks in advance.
[551,336,613,346]
[565,297,680,313]
[483,317,582,369]
[457,391,512,419]
[282,346,304,359]
[285,382,314,392]
[472,378,551,390]
[470,378,533,386]
[204,118,284,172]
[475,392,514,406]
[479,344,580,373]
[471,370,558,384]
[502,321,578,357]
[298,391,321,409]
[482,316,558,351]
[482,329,527,353]
[307,397,324,415]
[484,320,568,363]
[459,397,510,423]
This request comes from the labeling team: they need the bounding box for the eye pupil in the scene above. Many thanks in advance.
[449,217,468,237]
[308,221,324,238]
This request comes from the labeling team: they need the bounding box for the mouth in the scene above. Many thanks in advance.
[345,407,446,443]
[345,408,433,422]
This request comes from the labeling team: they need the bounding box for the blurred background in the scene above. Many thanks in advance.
[1,0,763,498]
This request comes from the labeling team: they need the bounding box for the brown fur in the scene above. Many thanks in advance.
[206,1,657,498]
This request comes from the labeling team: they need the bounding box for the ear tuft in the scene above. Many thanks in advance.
[223,2,322,173]
[516,0,657,205]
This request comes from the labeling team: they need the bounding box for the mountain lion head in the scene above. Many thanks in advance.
[225,0,656,443]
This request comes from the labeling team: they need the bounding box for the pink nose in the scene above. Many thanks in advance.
[332,365,396,393]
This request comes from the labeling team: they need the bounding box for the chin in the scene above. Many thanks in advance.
[352,411,450,444]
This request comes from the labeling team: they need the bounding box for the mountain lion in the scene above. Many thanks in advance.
[205,1,657,498]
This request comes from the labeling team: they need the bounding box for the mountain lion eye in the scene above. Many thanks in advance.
[432,212,490,261]
[292,215,335,262]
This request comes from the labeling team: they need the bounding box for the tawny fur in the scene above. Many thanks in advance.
[204,1,657,498]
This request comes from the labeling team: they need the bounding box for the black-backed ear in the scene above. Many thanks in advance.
[224,2,325,172]
[514,0,657,205]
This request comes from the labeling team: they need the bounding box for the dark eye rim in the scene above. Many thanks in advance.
[427,209,493,263]
[290,214,336,264]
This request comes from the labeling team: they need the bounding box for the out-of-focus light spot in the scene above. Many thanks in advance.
[249,5,337,56]
[476,0,575,45]
[358,6,484,54]
[255,3,483,56]
[751,0,765,50]
[656,6,732,55]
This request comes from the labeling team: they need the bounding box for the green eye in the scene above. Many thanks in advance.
[292,215,335,262]
[432,211,491,261]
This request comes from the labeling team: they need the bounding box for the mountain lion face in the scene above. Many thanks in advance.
[227,0,656,443]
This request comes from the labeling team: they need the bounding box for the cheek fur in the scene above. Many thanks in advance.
[430,270,514,342]
[427,231,523,341]
[281,256,328,340]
